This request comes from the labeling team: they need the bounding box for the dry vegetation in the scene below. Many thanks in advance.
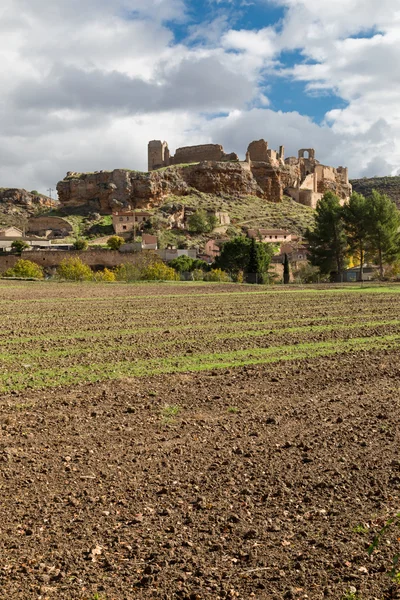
[1,281,400,599]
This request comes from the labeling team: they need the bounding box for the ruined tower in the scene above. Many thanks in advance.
[148,140,169,171]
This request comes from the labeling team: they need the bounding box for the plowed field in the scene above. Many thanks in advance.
[1,281,400,599]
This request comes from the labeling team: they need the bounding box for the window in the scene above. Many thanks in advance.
[123,226,127,230]
[119,217,123,222]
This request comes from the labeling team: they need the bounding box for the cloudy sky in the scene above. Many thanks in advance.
[1,0,399,194]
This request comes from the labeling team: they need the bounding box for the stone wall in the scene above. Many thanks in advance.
[247,140,269,162]
[171,144,225,164]
[0,250,152,272]
[148,141,239,170]
[27,216,73,236]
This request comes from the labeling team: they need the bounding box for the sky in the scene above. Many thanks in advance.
[1,0,400,194]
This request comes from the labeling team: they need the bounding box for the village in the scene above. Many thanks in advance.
[0,139,376,282]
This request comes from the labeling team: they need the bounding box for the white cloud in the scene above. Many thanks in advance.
[1,0,400,193]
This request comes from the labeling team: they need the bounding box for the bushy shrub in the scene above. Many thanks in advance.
[73,238,88,251]
[192,269,204,281]
[187,210,216,234]
[115,263,142,282]
[11,240,29,253]
[107,236,125,250]
[57,257,93,281]
[142,263,179,281]
[93,268,116,282]
[3,259,44,279]
[292,263,321,283]
[204,268,231,282]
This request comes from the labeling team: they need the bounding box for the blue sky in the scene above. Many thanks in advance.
[0,0,399,191]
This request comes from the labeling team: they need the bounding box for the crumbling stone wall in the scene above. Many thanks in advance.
[148,141,239,170]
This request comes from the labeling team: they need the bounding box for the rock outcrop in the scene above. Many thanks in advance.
[57,141,352,214]
[57,163,267,214]
[0,189,53,213]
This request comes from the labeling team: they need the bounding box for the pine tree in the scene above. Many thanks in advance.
[365,190,400,278]
[247,238,260,283]
[283,253,290,284]
[305,191,347,280]
[342,192,369,281]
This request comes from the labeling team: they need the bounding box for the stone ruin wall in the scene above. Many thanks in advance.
[148,141,239,170]
[57,140,352,214]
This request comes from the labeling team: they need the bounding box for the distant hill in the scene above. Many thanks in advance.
[351,176,400,208]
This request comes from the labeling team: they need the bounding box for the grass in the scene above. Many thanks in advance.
[1,332,399,392]
[161,193,315,236]
[161,404,181,425]
[1,282,400,393]
[353,524,369,534]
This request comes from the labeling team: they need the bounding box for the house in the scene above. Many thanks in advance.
[202,238,226,262]
[157,248,197,262]
[121,233,159,253]
[0,227,24,238]
[142,234,158,250]
[27,216,73,238]
[0,237,52,252]
[112,210,152,235]
[247,229,293,243]
[343,265,379,282]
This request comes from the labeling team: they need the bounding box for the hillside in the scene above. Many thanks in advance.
[0,188,55,230]
[351,176,400,207]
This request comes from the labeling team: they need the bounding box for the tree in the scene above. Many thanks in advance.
[3,259,44,279]
[365,190,400,278]
[247,238,262,284]
[283,253,290,284]
[305,191,347,279]
[215,236,274,279]
[57,257,93,281]
[343,192,369,281]
[142,263,178,281]
[107,236,125,250]
[93,268,116,282]
[73,238,88,251]
[168,255,195,273]
[11,240,29,254]
[187,210,216,234]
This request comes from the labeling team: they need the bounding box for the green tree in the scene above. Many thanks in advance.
[365,190,400,278]
[107,235,125,250]
[305,191,347,279]
[343,192,369,281]
[168,255,195,273]
[57,257,93,281]
[187,210,215,234]
[283,253,290,284]
[247,238,263,284]
[11,240,29,254]
[216,236,274,280]
[73,238,88,251]
[3,259,44,279]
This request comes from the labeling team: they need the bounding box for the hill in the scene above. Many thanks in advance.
[0,188,55,230]
[351,176,400,207]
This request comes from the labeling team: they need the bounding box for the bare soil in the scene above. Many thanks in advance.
[1,282,400,599]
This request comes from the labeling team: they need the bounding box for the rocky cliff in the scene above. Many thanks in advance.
[57,162,299,214]
[0,189,54,228]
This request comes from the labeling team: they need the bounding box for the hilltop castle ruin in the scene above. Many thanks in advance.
[148,139,351,207]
